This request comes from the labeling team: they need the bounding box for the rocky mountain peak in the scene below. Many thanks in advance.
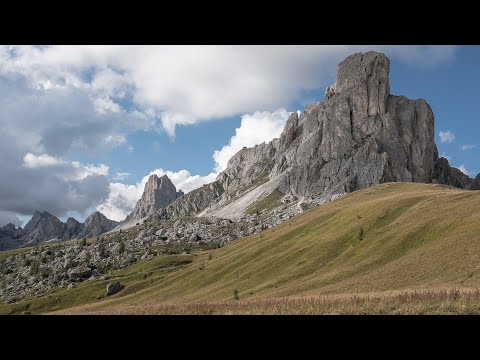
[158,51,475,221]
[124,174,182,224]
[79,211,118,238]
[0,223,24,239]
[332,51,390,116]
[2,223,16,234]
[23,210,60,234]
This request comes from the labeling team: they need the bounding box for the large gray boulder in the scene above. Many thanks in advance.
[106,282,123,296]
[68,266,92,280]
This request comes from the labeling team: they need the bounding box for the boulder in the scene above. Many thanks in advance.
[155,229,166,237]
[189,234,201,242]
[67,266,92,280]
[106,282,123,296]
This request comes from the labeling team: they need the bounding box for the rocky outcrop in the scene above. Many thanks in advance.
[216,51,475,205]
[78,211,118,238]
[0,224,25,251]
[125,174,183,223]
[157,181,224,220]
[466,173,480,190]
[155,51,475,221]
[1,223,25,239]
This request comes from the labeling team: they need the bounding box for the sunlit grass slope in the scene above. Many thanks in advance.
[2,182,480,314]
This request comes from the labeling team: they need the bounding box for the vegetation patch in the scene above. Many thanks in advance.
[245,189,284,215]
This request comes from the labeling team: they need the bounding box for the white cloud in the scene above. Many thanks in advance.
[23,152,65,168]
[461,144,476,151]
[457,165,469,176]
[213,109,290,172]
[23,152,109,181]
[96,168,217,221]
[0,45,458,137]
[70,162,109,180]
[93,97,121,115]
[113,172,130,180]
[439,130,455,143]
[0,210,22,227]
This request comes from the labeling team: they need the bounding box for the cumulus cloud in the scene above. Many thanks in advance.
[439,130,455,143]
[0,45,458,137]
[113,172,131,180]
[457,165,469,176]
[97,169,217,221]
[213,109,290,172]
[0,125,111,221]
[23,153,65,168]
[22,152,109,181]
[461,144,476,151]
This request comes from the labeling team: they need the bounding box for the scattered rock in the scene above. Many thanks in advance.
[155,229,166,237]
[68,266,92,280]
[106,282,123,296]
[189,234,201,242]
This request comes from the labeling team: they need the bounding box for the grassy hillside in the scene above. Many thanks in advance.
[3,182,480,314]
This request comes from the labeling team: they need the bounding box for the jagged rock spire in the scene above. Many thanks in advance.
[125,174,182,223]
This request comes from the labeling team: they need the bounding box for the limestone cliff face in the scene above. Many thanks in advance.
[125,174,183,223]
[157,181,224,220]
[157,51,475,220]
[218,51,473,201]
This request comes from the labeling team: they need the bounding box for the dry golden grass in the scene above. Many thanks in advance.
[4,182,480,315]
[61,288,480,315]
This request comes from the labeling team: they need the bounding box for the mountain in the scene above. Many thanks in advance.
[123,174,184,224]
[21,211,66,246]
[0,210,118,250]
[63,217,83,239]
[0,223,25,251]
[78,211,118,238]
[157,51,476,221]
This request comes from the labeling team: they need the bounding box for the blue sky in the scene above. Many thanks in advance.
[73,46,480,185]
[0,45,478,226]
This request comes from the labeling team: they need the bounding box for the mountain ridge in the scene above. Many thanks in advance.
[156,51,476,221]
[0,210,118,250]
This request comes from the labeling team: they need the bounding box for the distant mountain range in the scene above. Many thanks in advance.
[0,211,119,250]
[0,174,186,250]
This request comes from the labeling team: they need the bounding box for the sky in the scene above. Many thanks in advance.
[0,45,478,227]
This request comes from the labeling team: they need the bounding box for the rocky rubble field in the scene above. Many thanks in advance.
[0,191,334,304]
